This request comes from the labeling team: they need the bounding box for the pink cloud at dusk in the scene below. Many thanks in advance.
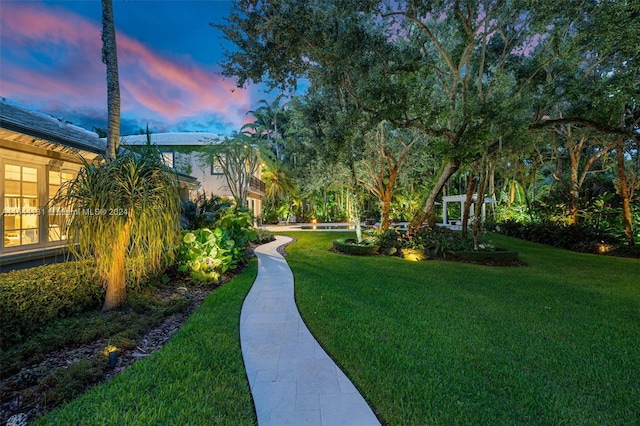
[0,2,256,134]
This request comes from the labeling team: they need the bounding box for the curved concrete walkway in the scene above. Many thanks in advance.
[241,236,380,426]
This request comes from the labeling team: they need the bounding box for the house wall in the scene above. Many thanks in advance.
[161,148,263,220]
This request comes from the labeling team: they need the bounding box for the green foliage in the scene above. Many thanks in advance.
[177,210,257,283]
[38,261,258,425]
[261,207,280,224]
[0,261,103,351]
[332,238,379,255]
[376,227,474,259]
[0,262,190,376]
[217,210,258,251]
[491,220,627,253]
[182,191,233,230]
[177,228,234,283]
[200,132,264,208]
[39,358,109,408]
[254,228,275,244]
[51,149,182,311]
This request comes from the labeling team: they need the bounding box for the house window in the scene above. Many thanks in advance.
[48,170,74,242]
[210,154,223,175]
[3,164,39,247]
[162,151,175,168]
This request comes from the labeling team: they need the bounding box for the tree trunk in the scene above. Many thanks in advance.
[101,0,121,160]
[102,219,131,313]
[380,190,392,232]
[616,135,635,246]
[462,174,478,238]
[350,164,362,243]
[409,160,460,233]
[472,167,489,248]
[568,156,580,225]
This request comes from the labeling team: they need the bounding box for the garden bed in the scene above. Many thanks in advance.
[332,238,379,255]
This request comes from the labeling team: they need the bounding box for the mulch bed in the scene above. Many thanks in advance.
[0,283,216,424]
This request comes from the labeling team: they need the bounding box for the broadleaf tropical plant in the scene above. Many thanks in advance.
[177,228,232,283]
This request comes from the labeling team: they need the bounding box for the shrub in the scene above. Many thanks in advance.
[217,210,258,258]
[255,228,275,244]
[332,238,379,255]
[181,191,233,230]
[176,228,235,284]
[492,220,626,253]
[375,227,474,259]
[177,210,257,283]
[0,261,103,350]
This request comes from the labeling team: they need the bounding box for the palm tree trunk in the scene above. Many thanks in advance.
[101,0,121,160]
[102,219,131,312]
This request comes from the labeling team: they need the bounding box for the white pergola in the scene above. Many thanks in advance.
[441,194,496,229]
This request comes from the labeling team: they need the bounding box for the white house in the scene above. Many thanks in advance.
[0,100,198,270]
[122,132,265,220]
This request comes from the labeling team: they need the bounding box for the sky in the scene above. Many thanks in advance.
[0,0,276,136]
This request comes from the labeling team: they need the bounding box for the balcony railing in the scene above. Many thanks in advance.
[250,176,266,194]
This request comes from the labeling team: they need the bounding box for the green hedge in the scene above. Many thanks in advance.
[451,248,519,262]
[332,238,380,255]
[0,261,103,350]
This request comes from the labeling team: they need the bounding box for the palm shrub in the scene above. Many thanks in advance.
[52,150,182,312]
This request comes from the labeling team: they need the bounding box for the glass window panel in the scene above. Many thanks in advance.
[22,167,37,182]
[162,152,174,168]
[5,165,21,180]
[62,172,74,181]
[22,198,38,208]
[4,215,18,230]
[49,225,62,241]
[4,231,20,247]
[49,172,61,186]
[21,229,38,245]
[22,214,38,229]
[22,182,37,197]
[5,197,20,210]
[5,180,20,196]
[3,164,45,248]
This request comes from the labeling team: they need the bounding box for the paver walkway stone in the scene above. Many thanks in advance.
[241,236,380,426]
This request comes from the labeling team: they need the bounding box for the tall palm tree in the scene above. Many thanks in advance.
[243,96,288,162]
[101,0,120,159]
[261,158,297,209]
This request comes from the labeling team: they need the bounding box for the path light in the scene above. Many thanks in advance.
[102,345,119,367]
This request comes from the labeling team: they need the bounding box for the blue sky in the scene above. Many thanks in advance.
[0,0,278,135]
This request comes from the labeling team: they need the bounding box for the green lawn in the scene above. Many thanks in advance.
[286,231,640,425]
[36,260,258,426]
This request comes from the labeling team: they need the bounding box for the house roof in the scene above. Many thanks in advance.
[122,132,225,146]
[0,98,106,155]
